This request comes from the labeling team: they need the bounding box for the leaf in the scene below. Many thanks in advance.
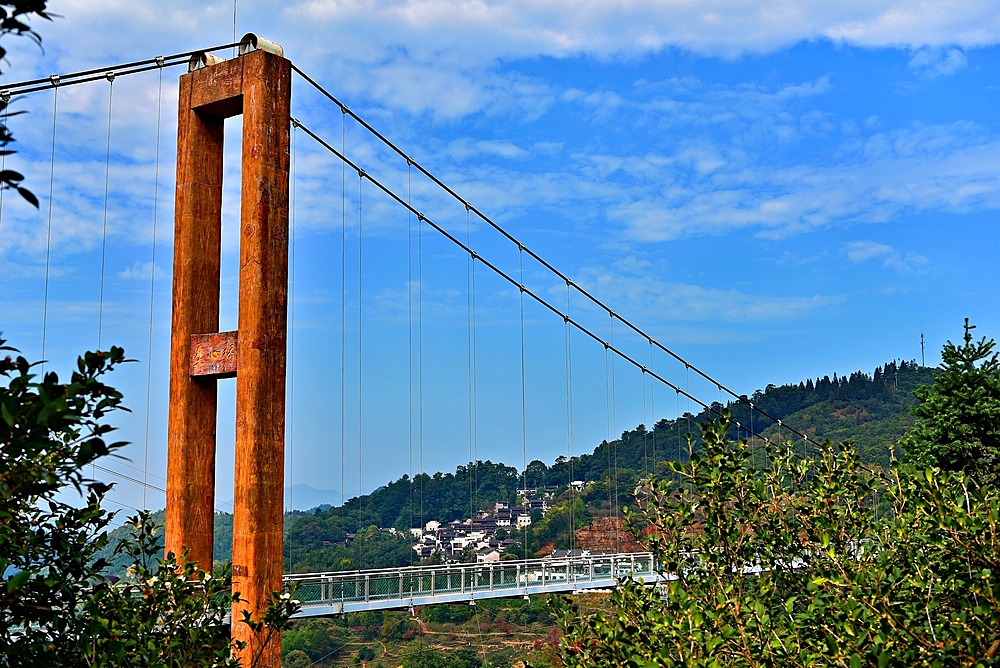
[16,185,38,208]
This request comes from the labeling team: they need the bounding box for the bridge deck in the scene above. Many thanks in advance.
[284,552,660,616]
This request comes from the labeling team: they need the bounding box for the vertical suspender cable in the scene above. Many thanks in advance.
[418,166,424,535]
[686,364,692,438]
[518,245,527,560]
[142,65,164,508]
[407,161,413,555]
[287,122,297,569]
[0,97,9,238]
[97,73,114,348]
[232,0,238,57]
[676,389,681,465]
[564,281,575,552]
[609,314,619,551]
[91,75,113,493]
[357,172,364,569]
[649,340,655,474]
[470,222,479,516]
[340,108,346,511]
[41,80,58,366]
[642,369,648,479]
[467,205,474,520]
[605,344,612,541]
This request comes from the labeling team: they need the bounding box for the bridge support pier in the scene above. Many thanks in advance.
[165,44,290,668]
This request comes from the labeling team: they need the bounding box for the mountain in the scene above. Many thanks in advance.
[285,484,342,512]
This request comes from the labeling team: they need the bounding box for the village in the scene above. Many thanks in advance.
[408,484,585,563]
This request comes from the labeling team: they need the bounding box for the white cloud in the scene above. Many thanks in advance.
[572,256,842,324]
[843,240,930,274]
[908,47,968,77]
[844,240,893,262]
[289,0,1000,59]
[119,261,161,280]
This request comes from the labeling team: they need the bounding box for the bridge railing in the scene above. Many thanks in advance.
[283,552,656,612]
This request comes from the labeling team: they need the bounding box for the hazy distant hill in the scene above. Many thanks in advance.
[283,484,342,512]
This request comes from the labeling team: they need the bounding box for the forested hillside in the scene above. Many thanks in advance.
[100,359,933,574]
[283,359,932,567]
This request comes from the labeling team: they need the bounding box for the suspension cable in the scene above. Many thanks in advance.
[1,43,240,98]
[291,120,797,449]
[289,65,816,448]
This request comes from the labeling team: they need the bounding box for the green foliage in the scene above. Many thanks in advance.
[422,603,477,625]
[288,523,415,573]
[283,649,312,668]
[552,414,1000,666]
[400,641,483,668]
[80,511,240,667]
[902,319,1000,484]
[0,339,128,663]
[282,618,349,661]
[0,341,299,665]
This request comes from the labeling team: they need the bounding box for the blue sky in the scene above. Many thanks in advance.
[1,1,998,517]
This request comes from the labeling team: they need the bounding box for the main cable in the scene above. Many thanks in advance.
[1,43,241,97]
[292,121,797,450]
[289,65,819,449]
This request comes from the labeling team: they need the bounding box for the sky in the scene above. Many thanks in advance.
[0,1,998,518]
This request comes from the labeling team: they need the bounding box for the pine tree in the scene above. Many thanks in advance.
[901,319,1000,484]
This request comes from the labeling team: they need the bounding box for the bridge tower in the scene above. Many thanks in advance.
[164,36,291,667]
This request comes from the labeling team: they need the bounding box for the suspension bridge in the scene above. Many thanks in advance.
[0,35,823,664]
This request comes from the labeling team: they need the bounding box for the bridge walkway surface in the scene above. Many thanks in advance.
[284,552,662,617]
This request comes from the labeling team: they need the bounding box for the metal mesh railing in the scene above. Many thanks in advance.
[285,552,656,611]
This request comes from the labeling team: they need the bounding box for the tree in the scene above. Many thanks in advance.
[551,414,1000,666]
[0,340,299,665]
[902,319,1000,484]
[0,338,128,664]
[79,511,241,666]
[0,1,53,206]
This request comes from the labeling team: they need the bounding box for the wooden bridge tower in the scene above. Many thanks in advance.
[164,35,290,667]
